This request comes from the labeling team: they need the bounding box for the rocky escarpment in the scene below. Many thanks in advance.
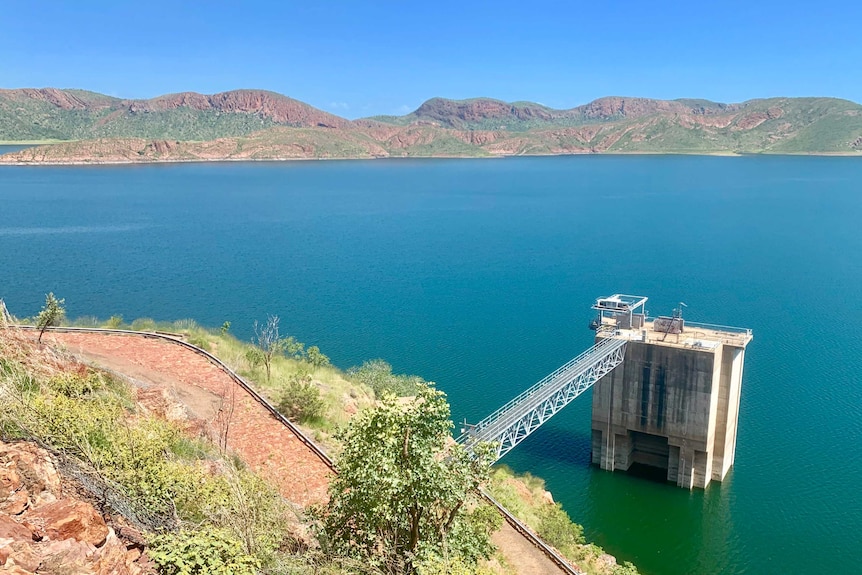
[410,98,559,128]
[402,96,748,128]
[130,90,350,128]
[0,88,95,111]
[0,441,151,575]
[0,88,350,141]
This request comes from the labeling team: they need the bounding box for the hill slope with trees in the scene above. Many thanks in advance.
[1,89,860,162]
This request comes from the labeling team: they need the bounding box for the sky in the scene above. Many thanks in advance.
[1,0,860,118]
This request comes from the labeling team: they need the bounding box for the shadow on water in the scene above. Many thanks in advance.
[511,424,593,467]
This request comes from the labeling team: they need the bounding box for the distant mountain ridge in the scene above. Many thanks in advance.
[364,96,748,131]
[1,88,860,163]
[0,88,347,141]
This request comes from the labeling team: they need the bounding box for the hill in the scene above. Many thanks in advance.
[0,88,860,162]
[0,88,348,141]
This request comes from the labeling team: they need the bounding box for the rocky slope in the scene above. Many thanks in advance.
[1,89,860,162]
[0,88,347,141]
[0,441,152,574]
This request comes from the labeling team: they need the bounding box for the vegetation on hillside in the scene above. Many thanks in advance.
[3,307,640,574]
[1,89,860,160]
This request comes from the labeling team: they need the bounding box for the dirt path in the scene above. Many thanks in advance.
[47,331,332,507]
[492,521,572,575]
[45,330,570,574]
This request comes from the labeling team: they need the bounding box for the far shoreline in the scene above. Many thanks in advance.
[1,149,861,167]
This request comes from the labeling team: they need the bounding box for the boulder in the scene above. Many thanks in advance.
[3,540,42,572]
[34,537,93,573]
[0,515,33,540]
[25,499,109,547]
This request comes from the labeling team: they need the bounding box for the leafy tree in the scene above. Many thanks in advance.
[305,345,330,368]
[318,383,497,573]
[36,292,65,343]
[220,321,231,335]
[281,335,305,359]
[253,315,283,382]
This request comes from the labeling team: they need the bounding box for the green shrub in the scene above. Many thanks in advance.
[347,359,426,397]
[204,465,296,565]
[277,374,325,423]
[187,333,211,351]
[172,318,199,331]
[106,315,123,328]
[131,317,157,331]
[49,371,106,398]
[538,502,585,553]
[305,345,330,368]
[149,526,259,575]
[245,347,264,369]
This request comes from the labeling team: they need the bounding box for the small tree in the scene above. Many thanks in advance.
[305,345,330,368]
[253,315,283,382]
[281,335,304,359]
[318,383,497,573]
[36,292,65,343]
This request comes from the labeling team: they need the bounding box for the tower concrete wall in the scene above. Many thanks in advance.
[591,337,747,489]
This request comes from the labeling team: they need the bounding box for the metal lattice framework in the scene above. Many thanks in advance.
[457,336,627,462]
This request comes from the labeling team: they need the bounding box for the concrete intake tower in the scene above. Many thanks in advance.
[589,295,752,489]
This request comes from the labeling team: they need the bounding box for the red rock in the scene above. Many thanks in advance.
[25,499,109,547]
[3,489,29,515]
[34,538,93,572]
[0,515,33,540]
[3,540,41,572]
[0,466,22,497]
[91,529,143,575]
[0,442,62,504]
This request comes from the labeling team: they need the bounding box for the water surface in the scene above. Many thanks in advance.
[1,156,861,575]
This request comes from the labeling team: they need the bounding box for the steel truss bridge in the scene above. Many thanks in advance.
[456,334,627,462]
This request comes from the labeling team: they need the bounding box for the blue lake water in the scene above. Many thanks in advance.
[1,156,861,574]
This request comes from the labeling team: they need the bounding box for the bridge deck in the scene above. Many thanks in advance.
[458,336,626,461]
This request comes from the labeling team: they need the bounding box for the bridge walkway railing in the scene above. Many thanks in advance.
[457,334,626,461]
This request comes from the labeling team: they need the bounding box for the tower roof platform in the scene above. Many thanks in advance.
[597,317,752,350]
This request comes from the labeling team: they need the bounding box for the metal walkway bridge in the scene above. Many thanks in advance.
[456,334,627,462]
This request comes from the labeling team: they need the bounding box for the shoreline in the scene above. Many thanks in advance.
[1,149,860,167]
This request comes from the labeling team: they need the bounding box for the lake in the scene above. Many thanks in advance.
[1,155,861,574]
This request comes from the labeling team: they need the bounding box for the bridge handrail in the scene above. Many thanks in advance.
[463,336,620,436]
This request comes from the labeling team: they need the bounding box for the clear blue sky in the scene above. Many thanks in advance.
[2,0,859,118]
